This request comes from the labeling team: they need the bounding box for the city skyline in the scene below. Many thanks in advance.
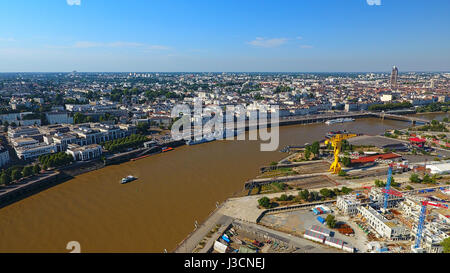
[0,0,449,72]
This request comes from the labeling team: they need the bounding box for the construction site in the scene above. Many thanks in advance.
[191,129,450,254]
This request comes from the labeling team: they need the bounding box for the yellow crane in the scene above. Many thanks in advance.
[325,134,358,174]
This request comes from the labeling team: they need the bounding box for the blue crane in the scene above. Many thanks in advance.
[383,165,393,210]
[414,201,448,249]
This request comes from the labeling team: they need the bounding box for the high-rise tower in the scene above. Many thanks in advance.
[390,66,398,89]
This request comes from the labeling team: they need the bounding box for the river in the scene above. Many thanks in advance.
[0,113,447,253]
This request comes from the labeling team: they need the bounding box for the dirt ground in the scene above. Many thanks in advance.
[260,209,321,236]
[287,175,339,189]
[292,161,331,174]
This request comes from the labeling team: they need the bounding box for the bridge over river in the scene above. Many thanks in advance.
[179,110,430,143]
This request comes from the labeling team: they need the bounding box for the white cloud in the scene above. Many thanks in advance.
[67,0,81,5]
[74,41,143,48]
[0,38,16,42]
[366,0,381,6]
[71,41,170,50]
[145,45,170,50]
[247,37,288,48]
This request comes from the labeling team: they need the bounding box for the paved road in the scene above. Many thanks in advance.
[0,171,59,198]
[174,211,232,253]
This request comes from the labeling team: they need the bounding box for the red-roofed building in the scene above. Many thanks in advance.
[409,137,426,148]
[351,153,402,164]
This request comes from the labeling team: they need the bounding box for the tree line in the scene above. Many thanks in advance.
[101,134,148,153]
[368,102,412,111]
[258,187,353,209]
[0,165,41,186]
[409,173,438,184]
[417,102,449,113]
[38,152,74,170]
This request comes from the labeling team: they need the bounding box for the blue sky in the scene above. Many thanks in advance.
[0,0,449,72]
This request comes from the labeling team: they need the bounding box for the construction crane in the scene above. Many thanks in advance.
[381,187,403,213]
[381,165,403,211]
[382,165,394,211]
[324,133,358,174]
[414,201,448,249]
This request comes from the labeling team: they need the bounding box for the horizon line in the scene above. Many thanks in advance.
[0,71,449,74]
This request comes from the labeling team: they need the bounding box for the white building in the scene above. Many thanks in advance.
[426,162,450,175]
[51,133,79,152]
[15,143,57,160]
[337,194,362,215]
[381,94,393,102]
[0,112,41,126]
[11,137,39,148]
[8,126,40,138]
[45,112,74,125]
[344,103,358,112]
[357,206,409,240]
[369,187,404,209]
[18,119,41,126]
[66,144,102,161]
[65,104,93,112]
[0,113,27,123]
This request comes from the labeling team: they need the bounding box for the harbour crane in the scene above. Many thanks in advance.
[414,200,448,249]
[324,133,358,174]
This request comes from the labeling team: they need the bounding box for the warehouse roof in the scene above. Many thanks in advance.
[304,230,326,240]
[351,153,401,164]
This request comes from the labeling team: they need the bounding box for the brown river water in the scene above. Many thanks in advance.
[0,114,447,253]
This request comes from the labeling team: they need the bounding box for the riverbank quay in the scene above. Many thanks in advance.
[105,140,185,165]
[0,171,62,209]
[59,160,105,177]
[0,160,114,209]
[173,210,233,253]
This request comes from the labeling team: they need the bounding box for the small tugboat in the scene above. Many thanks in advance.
[121,175,137,184]
[161,147,174,153]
